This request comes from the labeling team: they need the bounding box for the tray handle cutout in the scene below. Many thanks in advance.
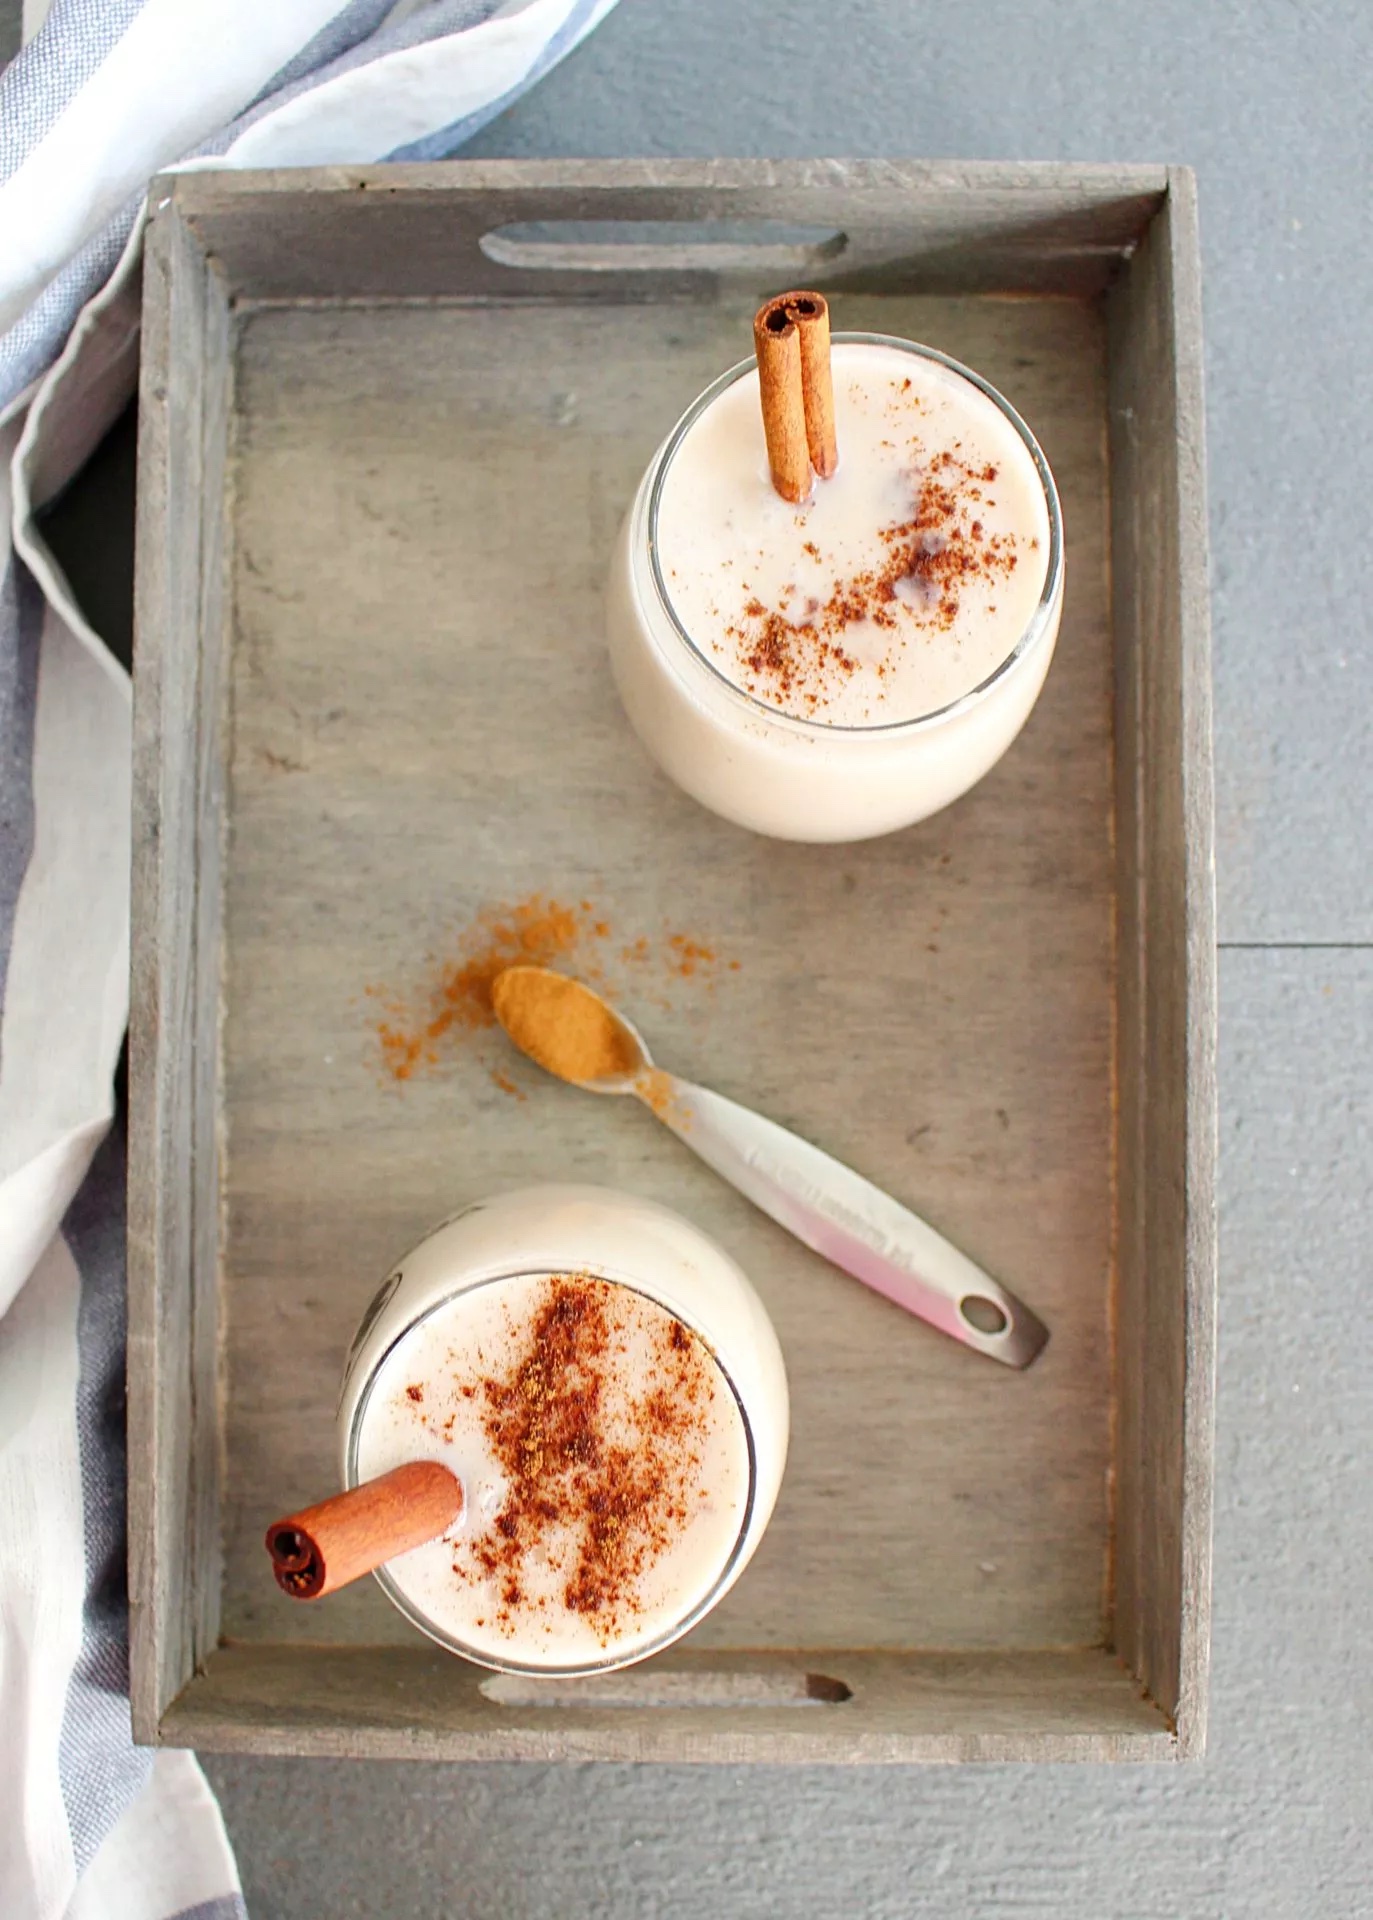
[478,220,848,275]
[480,1669,852,1709]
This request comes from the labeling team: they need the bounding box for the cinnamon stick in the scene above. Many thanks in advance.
[753,298,811,503]
[265,1460,463,1600]
[785,290,839,479]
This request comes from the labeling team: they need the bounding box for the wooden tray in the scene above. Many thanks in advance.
[129,161,1216,1763]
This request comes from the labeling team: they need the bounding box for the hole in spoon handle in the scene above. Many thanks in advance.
[956,1288,1049,1368]
[960,1294,1009,1335]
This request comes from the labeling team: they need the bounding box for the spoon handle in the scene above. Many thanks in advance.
[637,1073,1048,1370]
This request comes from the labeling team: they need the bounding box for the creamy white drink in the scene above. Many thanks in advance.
[607,335,1064,842]
[338,1187,788,1674]
[354,1271,750,1668]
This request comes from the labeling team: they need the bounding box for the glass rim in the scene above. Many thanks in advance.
[643,330,1065,738]
[344,1265,760,1678]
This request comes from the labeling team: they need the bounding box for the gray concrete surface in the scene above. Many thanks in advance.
[8,0,1373,1912]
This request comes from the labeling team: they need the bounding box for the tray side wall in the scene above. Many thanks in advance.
[166,158,1168,303]
[1107,171,1218,1755]
[157,1644,1174,1765]
[128,204,232,1741]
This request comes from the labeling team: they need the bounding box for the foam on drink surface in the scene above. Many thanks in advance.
[354,1271,750,1668]
[655,340,1051,726]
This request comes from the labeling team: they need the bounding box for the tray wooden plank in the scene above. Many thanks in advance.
[128,206,230,1731]
[129,161,1216,1763]
[173,158,1170,302]
[160,1646,1170,1766]
[1106,170,1217,1755]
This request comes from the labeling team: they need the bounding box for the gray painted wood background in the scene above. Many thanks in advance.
[11,0,1371,1911]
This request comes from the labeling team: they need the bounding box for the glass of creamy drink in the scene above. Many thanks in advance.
[336,1185,788,1676]
[606,317,1064,843]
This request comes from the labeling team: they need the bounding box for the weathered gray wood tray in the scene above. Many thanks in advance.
[129,161,1216,1763]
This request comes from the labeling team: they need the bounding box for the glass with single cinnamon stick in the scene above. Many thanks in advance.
[266,1185,788,1676]
[605,290,1064,843]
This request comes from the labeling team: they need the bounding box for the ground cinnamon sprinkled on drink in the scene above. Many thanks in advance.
[427,1274,718,1638]
[722,445,1022,714]
[367,894,736,1085]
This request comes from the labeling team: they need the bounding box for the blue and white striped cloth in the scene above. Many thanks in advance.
[0,3,618,1913]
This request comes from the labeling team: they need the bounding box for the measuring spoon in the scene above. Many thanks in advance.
[491,967,1048,1369]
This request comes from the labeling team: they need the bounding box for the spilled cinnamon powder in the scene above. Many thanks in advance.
[367,894,735,1087]
[637,1067,692,1130]
[369,895,586,1082]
